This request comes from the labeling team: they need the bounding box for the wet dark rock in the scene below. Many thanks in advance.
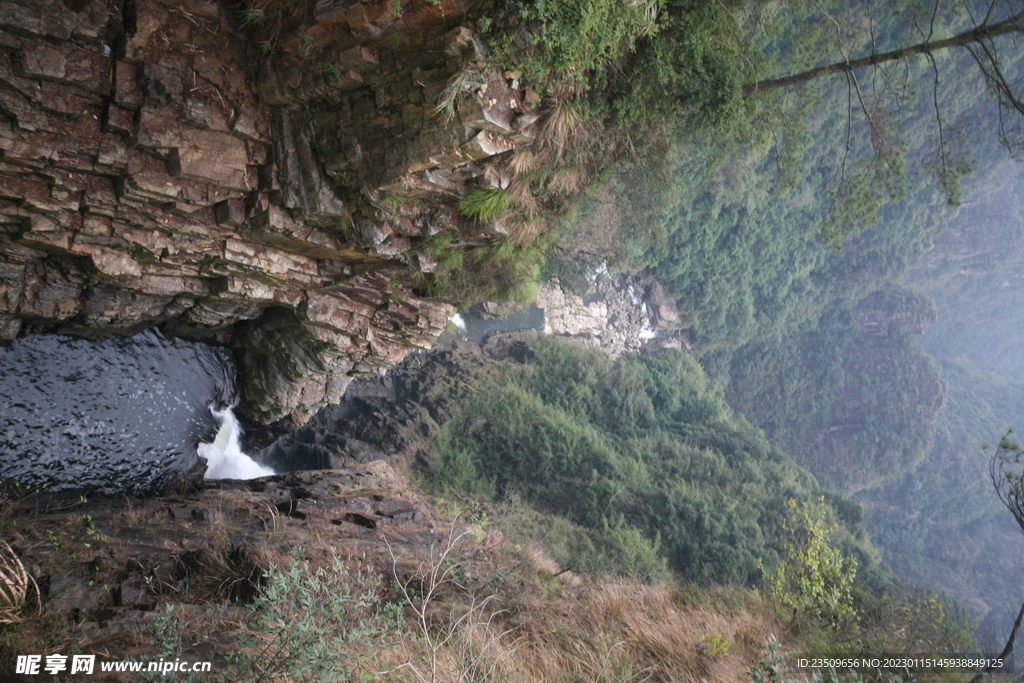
[480,328,538,361]
[46,574,101,617]
[254,345,499,475]
[114,584,152,609]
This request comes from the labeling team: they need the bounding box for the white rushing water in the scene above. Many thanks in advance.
[197,406,275,480]
[449,312,467,331]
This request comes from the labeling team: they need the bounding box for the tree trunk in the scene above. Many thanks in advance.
[743,9,1024,95]
[967,598,1024,683]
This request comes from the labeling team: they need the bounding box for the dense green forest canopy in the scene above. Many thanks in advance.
[725,289,946,491]
[421,337,877,586]
[418,337,975,656]
[490,0,1024,217]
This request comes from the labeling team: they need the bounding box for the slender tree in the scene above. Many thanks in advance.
[744,7,1024,95]
[978,430,1024,679]
[738,0,1024,242]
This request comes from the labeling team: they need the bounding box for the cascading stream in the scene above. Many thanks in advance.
[197,406,275,480]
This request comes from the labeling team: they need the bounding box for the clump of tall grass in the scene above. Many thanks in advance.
[417,232,465,273]
[538,99,586,163]
[458,188,513,222]
[435,66,491,122]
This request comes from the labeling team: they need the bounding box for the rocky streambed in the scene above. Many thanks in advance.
[451,270,689,357]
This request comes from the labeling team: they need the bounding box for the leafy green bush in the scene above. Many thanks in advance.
[239,555,403,682]
[500,0,660,88]
[416,234,546,304]
[760,498,858,626]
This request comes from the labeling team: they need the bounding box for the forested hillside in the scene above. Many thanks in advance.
[862,359,1024,639]
[423,337,838,585]
[911,170,1024,372]
[860,172,1024,638]
[545,0,1024,646]
[725,290,946,491]
[412,335,976,668]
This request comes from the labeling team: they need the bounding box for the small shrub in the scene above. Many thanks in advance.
[240,555,402,681]
[458,188,513,222]
[759,498,858,626]
[700,632,731,657]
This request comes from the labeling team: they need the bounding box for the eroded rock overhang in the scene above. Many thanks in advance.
[0,0,536,424]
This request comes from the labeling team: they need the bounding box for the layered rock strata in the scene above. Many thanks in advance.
[0,0,536,423]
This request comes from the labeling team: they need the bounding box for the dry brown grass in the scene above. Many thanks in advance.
[387,596,521,683]
[505,215,547,247]
[492,582,779,683]
[539,99,587,165]
[506,179,539,214]
[384,524,782,683]
[498,96,601,214]
[548,167,588,196]
[0,539,33,624]
[506,149,541,177]
[388,578,780,683]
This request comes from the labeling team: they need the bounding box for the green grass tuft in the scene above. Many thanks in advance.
[419,232,456,259]
[238,9,266,27]
[320,62,343,81]
[458,188,512,222]
[296,29,313,57]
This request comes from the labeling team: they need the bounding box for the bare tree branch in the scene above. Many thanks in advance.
[743,8,1024,94]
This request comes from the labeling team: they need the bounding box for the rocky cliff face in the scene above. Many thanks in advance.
[535,272,687,357]
[457,271,687,358]
[0,0,532,424]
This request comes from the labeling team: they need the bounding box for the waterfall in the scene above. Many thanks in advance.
[0,329,272,494]
[197,406,275,480]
